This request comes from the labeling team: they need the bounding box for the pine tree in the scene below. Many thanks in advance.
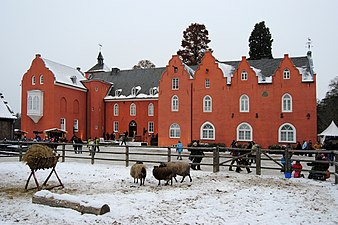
[248,21,273,60]
[177,23,212,66]
[133,60,156,69]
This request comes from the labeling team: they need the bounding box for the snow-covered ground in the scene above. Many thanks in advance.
[0,160,337,225]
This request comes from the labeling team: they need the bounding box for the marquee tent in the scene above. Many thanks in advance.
[318,121,338,143]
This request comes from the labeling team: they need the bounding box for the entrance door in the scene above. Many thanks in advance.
[129,120,137,138]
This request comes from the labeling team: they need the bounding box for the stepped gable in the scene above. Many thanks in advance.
[0,92,16,119]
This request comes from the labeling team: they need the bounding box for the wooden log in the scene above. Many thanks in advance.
[32,190,110,215]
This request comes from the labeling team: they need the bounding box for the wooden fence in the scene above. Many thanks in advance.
[1,141,337,184]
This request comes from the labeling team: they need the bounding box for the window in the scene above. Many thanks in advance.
[282,93,292,112]
[114,121,119,132]
[115,89,121,97]
[283,69,290,79]
[74,119,78,132]
[241,71,248,80]
[131,87,137,96]
[148,121,154,133]
[169,123,180,138]
[114,104,119,116]
[240,94,249,112]
[148,103,154,116]
[27,90,43,116]
[201,122,215,140]
[149,88,157,95]
[130,103,136,116]
[237,123,252,141]
[203,95,212,112]
[172,78,179,90]
[28,96,32,110]
[279,123,296,143]
[171,95,179,111]
[205,79,210,88]
[32,76,36,85]
[40,75,44,84]
[60,118,66,131]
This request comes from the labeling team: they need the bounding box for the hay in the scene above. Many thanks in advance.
[22,144,55,165]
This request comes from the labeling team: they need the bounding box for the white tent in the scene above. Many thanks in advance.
[318,121,338,143]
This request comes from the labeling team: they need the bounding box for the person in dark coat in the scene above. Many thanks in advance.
[189,141,204,170]
[308,153,330,180]
[229,140,240,171]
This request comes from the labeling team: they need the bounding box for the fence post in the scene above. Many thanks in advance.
[61,144,66,162]
[255,147,261,175]
[335,151,338,185]
[125,146,129,167]
[19,142,23,162]
[167,147,171,162]
[213,146,220,173]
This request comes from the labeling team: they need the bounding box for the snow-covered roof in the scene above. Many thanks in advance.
[0,92,16,119]
[42,58,87,89]
[251,66,272,84]
[183,63,195,79]
[297,67,314,82]
[217,62,235,84]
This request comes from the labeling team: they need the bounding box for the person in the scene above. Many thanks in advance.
[176,140,183,160]
[302,140,308,156]
[307,140,313,157]
[281,153,292,173]
[308,153,330,180]
[292,160,304,178]
[236,146,252,174]
[76,136,83,154]
[110,132,115,141]
[121,131,128,145]
[71,135,78,154]
[95,137,100,152]
[229,140,240,171]
[189,140,204,170]
[295,141,302,155]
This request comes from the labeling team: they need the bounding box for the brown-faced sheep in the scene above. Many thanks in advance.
[152,164,175,186]
[165,161,192,183]
[130,161,147,186]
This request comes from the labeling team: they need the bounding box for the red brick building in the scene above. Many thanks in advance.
[21,50,316,148]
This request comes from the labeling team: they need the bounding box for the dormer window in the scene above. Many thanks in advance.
[131,87,137,96]
[70,76,77,84]
[115,89,122,97]
[241,71,248,80]
[149,87,158,96]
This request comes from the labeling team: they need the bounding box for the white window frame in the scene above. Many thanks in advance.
[169,123,181,138]
[148,121,154,133]
[131,87,137,96]
[282,93,292,112]
[27,90,43,116]
[171,95,179,112]
[60,118,66,131]
[73,119,79,132]
[200,122,215,140]
[40,75,44,84]
[130,103,136,116]
[237,123,252,141]
[114,103,119,116]
[205,79,210,88]
[240,94,249,112]
[172,78,179,90]
[115,89,121,97]
[32,76,36,85]
[114,121,119,132]
[148,103,154,116]
[241,71,248,80]
[279,123,296,143]
[283,69,290,79]
[203,95,212,112]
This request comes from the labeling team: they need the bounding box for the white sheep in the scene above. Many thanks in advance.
[165,161,192,183]
[130,161,147,186]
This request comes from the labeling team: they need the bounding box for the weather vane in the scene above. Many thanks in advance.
[306,38,313,51]
[98,43,102,52]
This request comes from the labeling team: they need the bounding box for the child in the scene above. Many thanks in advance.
[292,160,304,178]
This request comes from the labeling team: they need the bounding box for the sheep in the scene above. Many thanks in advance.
[164,161,192,183]
[130,161,147,186]
[152,164,175,186]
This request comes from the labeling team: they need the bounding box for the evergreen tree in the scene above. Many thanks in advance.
[133,60,155,69]
[248,21,273,60]
[317,76,338,132]
[177,23,212,66]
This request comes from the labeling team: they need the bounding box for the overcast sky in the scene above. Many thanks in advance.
[1,0,337,113]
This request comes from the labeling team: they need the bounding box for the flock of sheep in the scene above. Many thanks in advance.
[130,161,192,186]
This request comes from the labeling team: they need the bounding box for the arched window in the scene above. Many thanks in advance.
[282,93,292,112]
[60,97,67,114]
[32,76,36,85]
[169,123,180,138]
[131,87,137,96]
[33,96,39,110]
[203,95,212,112]
[39,75,44,84]
[240,94,249,112]
[241,70,248,80]
[148,103,154,116]
[73,100,79,114]
[279,123,296,143]
[171,95,179,111]
[237,123,252,141]
[130,103,136,116]
[60,118,66,131]
[283,69,290,79]
[200,122,215,140]
[114,104,119,116]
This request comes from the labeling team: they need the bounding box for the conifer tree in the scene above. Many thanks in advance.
[177,23,212,66]
[248,21,273,59]
[133,60,155,69]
